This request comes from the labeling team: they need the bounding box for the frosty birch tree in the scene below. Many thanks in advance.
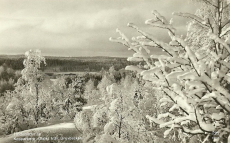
[21,49,46,125]
[110,0,230,142]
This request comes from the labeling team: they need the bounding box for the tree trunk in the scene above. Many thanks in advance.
[35,84,39,126]
[118,116,123,138]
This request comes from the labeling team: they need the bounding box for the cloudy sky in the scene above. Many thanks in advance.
[0,0,198,57]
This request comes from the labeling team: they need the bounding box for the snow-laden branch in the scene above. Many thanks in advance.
[127,23,176,57]
[152,10,169,24]
[200,74,230,100]
[208,32,230,53]
[220,27,230,37]
[222,19,230,29]
[125,66,143,73]
[145,19,175,34]
[194,105,215,133]
[202,0,218,8]
[110,4,230,141]
[173,12,209,29]
[159,115,195,128]
[146,115,165,125]
[181,127,204,135]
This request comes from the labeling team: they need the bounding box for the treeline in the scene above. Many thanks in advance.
[43,58,134,72]
[0,56,137,72]
[0,57,24,70]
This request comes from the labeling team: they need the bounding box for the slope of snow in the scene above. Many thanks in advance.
[0,122,81,143]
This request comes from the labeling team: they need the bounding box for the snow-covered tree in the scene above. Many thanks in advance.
[0,50,47,133]
[110,0,230,142]
[50,75,87,120]
[97,73,116,101]
[20,49,46,125]
[84,79,103,105]
[76,75,163,143]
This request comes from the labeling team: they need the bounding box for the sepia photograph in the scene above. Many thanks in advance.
[0,0,230,142]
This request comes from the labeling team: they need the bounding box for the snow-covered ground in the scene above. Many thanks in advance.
[0,122,82,143]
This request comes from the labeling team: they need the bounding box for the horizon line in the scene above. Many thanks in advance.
[0,54,129,58]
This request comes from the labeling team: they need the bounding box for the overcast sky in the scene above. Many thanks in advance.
[0,0,198,57]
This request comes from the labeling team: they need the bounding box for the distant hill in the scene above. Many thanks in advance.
[0,55,135,72]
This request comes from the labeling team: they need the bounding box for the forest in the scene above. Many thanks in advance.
[0,51,149,142]
[1,0,230,143]
[0,55,136,72]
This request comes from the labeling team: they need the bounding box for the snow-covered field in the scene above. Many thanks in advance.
[0,122,82,143]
